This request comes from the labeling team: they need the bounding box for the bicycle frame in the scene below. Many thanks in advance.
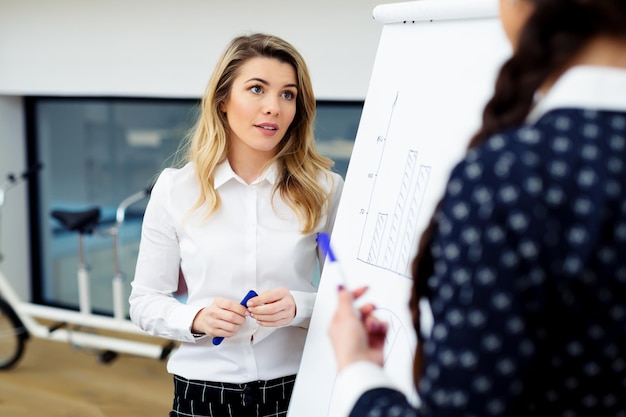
[111,188,151,320]
[0,268,170,359]
[0,166,175,366]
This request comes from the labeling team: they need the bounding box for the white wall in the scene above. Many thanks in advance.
[0,0,396,99]
[0,0,398,298]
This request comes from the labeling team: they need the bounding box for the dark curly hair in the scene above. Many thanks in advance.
[409,0,626,388]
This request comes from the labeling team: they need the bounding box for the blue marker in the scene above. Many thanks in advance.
[317,232,335,261]
[212,290,258,346]
[317,232,349,286]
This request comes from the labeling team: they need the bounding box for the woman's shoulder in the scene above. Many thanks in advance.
[151,162,198,195]
[466,113,580,174]
[317,169,345,193]
[449,109,613,205]
[442,125,547,209]
[156,162,195,182]
[328,170,345,184]
[473,108,618,172]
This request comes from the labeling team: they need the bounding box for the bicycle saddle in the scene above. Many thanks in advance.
[51,207,101,234]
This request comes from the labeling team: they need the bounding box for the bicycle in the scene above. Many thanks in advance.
[0,165,177,369]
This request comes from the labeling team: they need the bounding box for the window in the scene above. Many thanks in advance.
[26,97,362,314]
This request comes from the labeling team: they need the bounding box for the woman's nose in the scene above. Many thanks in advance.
[263,95,280,115]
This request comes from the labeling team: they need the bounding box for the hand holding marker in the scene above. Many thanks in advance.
[212,290,258,346]
[318,233,370,308]
[214,235,344,346]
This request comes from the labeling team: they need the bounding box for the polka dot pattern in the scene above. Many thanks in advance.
[350,108,626,416]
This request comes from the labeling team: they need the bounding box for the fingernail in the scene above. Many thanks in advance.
[337,285,344,292]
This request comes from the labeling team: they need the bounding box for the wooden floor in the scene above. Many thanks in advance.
[0,335,173,416]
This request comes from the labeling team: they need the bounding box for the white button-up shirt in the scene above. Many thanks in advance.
[130,160,344,383]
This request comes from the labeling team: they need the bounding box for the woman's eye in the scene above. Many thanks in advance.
[282,91,295,100]
[250,86,263,94]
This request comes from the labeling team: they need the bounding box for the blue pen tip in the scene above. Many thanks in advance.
[317,232,336,262]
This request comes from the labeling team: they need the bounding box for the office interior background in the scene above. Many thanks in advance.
[0,0,398,314]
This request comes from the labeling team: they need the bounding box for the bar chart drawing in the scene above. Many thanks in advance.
[357,93,432,278]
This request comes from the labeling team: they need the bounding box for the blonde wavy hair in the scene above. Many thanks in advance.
[181,33,335,233]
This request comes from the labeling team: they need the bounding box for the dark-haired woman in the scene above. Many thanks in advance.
[328,0,626,416]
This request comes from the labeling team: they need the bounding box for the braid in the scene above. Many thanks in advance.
[409,0,626,390]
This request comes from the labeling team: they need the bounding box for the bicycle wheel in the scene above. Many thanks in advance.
[0,296,28,369]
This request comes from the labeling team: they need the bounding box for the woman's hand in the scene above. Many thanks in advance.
[328,286,388,372]
[246,287,296,327]
[191,297,249,338]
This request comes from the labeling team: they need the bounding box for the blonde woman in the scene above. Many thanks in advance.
[130,33,344,416]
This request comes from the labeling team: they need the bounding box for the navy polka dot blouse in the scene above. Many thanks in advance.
[350,108,626,416]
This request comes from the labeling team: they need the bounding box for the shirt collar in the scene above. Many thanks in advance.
[213,160,279,189]
[527,65,626,124]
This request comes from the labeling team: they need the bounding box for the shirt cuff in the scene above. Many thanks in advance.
[328,361,396,417]
[290,291,316,328]
[168,303,205,341]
